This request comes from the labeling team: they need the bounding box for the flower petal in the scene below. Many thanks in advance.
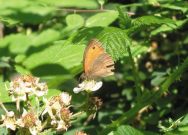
[92,81,103,91]
[73,87,83,93]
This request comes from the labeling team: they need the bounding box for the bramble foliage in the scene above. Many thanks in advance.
[0,0,188,134]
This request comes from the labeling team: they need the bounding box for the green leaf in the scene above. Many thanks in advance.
[96,27,131,60]
[97,27,147,61]
[151,19,188,36]
[0,33,31,54]
[23,42,85,70]
[14,65,31,75]
[111,125,159,135]
[151,72,168,86]
[130,44,148,57]
[0,82,11,103]
[32,29,61,46]
[0,127,8,135]
[66,14,84,29]
[126,16,176,36]
[43,75,74,88]
[38,0,98,9]
[47,89,62,98]
[117,7,132,29]
[0,0,54,24]
[86,11,118,27]
[161,2,188,13]
[147,0,160,6]
[180,114,188,126]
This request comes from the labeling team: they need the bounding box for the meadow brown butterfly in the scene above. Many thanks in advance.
[81,39,115,79]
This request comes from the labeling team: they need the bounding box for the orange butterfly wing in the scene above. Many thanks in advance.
[83,39,114,79]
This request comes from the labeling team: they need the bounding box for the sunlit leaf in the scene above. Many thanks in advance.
[0,82,11,103]
[86,11,118,27]
[23,43,85,70]
[66,14,84,29]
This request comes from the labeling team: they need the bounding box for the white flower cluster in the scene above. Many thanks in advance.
[0,102,42,135]
[8,75,48,110]
[42,92,72,131]
[0,75,75,135]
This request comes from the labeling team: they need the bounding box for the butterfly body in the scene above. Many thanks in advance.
[82,39,115,80]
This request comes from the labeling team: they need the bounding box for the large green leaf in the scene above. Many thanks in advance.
[96,27,131,60]
[23,42,85,70]
[86,11,118,27]
[0,29,61,56]
[32,29,61,47]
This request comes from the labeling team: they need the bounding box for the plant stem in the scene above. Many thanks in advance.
[127,46,142,98]
[0,101,8,113]
[56,8,135,15]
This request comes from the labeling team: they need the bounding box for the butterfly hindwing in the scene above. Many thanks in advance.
[89,53,114,78]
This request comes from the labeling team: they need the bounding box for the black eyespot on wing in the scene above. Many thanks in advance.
[92,46,95,49]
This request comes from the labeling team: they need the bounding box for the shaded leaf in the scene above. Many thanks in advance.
[111,125,159,135]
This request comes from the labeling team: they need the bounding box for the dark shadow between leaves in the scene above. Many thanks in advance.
[31,64,70,76]
[25,43,52,56]
[6,7,52,24]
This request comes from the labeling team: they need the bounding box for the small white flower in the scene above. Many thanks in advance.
[42,96,61,120]
[60,92,72,106]
[56,120,67,131]
[1,111,16,131]
[29,120,42,135]
[51,119,57,126]
[33,82,48,97]
[73,80,103,93]
[16,109,42,135]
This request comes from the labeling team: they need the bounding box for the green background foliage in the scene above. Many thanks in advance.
[0,0,188,134]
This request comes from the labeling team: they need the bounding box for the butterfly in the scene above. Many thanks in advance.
[81,39,115,80]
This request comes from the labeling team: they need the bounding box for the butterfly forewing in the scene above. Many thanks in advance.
[84,39,104,75]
